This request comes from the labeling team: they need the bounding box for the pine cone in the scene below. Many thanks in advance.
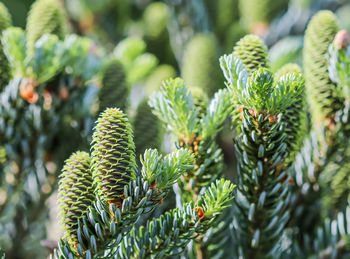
[58,151,94,246]
[91,108,136,203]
[233,34,268,74]
[303,10,342,121]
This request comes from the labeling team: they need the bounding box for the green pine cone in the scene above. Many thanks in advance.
[181,33,223,97]
[303,10,342,122]
[190,86,209,117]
[275,64,307,163]
[0,2,11,33]
[233,34,268,74]
[91,108,136,203]
[145,64,176,96]
[99,59,129,113]
[26,0,65,52]
[133,99,163,158]
[58,151,95,246]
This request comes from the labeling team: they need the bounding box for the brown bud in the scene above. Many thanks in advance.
[194,207,205,221]
[334,30,350,50]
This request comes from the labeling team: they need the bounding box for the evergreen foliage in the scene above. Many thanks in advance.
[221,43,305,257]
[53,106,235,258]
[149,78,235,257]
[275,63,306,163]
[181,33,223,96]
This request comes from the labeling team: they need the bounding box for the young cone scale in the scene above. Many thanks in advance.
[91,108,136,204]
[182,33,223,96]
[303,10,342,124]
[58,152,95,247]
[26,0,66,52]
[98,59,129,113]
[233,34,268,74]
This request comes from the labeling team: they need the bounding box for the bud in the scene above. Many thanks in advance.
[334,29,350,50]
